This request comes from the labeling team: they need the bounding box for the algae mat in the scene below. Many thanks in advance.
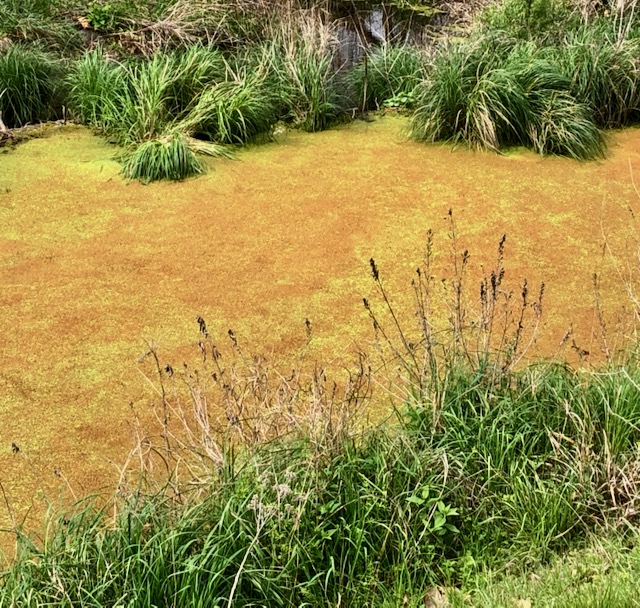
[1,115,640,532]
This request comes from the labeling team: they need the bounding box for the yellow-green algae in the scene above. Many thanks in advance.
[1,117,640,551]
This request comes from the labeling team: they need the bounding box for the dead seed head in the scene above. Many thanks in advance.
[196,315,208,336]
[369,258,379,282]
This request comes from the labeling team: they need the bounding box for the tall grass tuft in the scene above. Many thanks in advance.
[67,47,242,181]
[179,69,278,144]
[261,10,343,132]
[66,47,124,130]
[479,0,580,43]
[529,90,606,159]
[166,43,228,114]
[350,44,425,110]
[112,52,183,146]
[411,37,606,159]
[0,44,62,128]
[121,131,205,182]
[551,27,640,128]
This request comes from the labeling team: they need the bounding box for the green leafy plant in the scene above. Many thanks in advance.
[383,90,417,108]
[86,1,130,33]
[410,36,606,159]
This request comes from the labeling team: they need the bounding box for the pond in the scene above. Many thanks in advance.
[1,114,639,538]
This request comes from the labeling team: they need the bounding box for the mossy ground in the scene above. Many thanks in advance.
[1,115,639,548]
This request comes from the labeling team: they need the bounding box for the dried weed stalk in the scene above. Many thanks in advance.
[364,209,544,405]
[121,321,372,499]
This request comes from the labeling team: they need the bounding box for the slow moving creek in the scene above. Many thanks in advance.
[1,114,639,544]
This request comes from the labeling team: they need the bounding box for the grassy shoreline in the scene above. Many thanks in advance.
[6,1,640,180]
[4,352,640,606]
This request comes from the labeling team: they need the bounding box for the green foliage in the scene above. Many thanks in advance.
[66,47,124,128]
[180,70,278,144]
[86,1,131,33]
[480,0,579,42]
[0,0,82,52]
[529,90,606,160]
[112,52,182,145]
[0,44,63,128]
[2,5,353,154]
[166,43,228,114]
[450,535,640,607]
[350,44,424,110]
[278,46,341,132]
[67,46,243,181]
[4,359,640,605]
[121,131,204,181]
[257,16,344,133]
[549,27,640,128]
[410,36,606,159]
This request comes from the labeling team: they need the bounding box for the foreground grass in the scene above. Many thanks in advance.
[453,535,640,608]
[3,355,640,606]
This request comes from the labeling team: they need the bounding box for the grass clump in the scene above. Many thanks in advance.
[0,0,82,52]
[67,46,255,181]
[181,70,278,144]
[410,1,640,159]
[480,0,579,43]
[5,353,640,606]
[551,27,640,128]
[64,9,347,180]
[260,11,344,132]
[410,37,607,159]
[121,131,204,182]
[66,47,125,129]
[350,44,425,110]
[449,535,640,607]
[0,44,64,128]
[528,90,606,159]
